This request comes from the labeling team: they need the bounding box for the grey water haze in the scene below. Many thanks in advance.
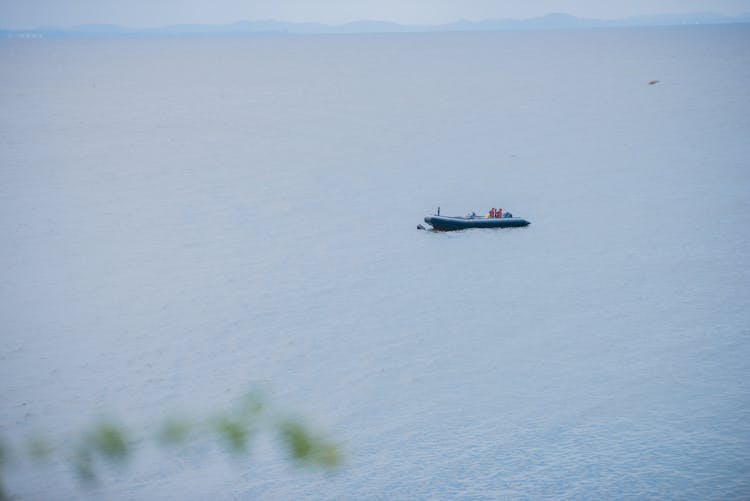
[3,0,750,29]
[1,25,749,499]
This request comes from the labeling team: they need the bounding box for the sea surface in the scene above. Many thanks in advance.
[1,25,749,499]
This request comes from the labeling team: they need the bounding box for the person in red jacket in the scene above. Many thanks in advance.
[488,208,496,218]
[496,208,503,218]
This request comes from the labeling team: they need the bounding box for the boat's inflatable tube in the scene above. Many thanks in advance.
[424,215,530,231]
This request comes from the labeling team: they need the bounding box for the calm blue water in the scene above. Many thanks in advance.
[1,25,749,499]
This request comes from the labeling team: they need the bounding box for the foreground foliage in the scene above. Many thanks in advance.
[0,393,341,499]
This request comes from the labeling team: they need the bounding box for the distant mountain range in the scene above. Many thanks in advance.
[3,12,750,38]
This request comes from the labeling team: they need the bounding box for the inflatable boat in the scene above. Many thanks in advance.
[422,212,530,231]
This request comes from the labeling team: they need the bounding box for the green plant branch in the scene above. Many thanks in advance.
[0,392,342,497]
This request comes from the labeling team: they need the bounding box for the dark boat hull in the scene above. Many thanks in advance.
[424,215,530,231]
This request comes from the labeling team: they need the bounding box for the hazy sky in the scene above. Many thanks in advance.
[2,0,750,29]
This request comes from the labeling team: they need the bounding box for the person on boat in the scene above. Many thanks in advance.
[488,208,496,218]
[496,208,503,219]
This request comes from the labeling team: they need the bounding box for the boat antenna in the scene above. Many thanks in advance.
[437,206,440,215]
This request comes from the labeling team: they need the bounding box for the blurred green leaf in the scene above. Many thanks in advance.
[213,417,250,453]
[90,422,129,462]
[315,442,343,468]
[280,420,312,459]
[157,419,191,446]
[279,419,342,468]
[27,436,54,461]
[237,392,266,422]
[73,445,95,484]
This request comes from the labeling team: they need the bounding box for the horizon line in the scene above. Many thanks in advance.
[3,11,750,36]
